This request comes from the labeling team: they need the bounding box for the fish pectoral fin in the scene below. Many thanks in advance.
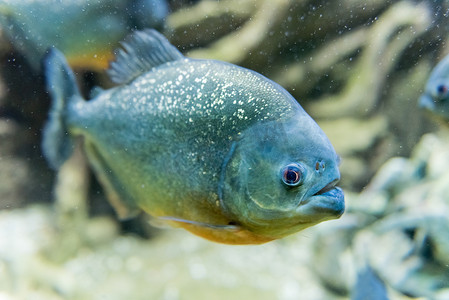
[84,141,140,219]
[107,29,184,84]
[157,216,241,232]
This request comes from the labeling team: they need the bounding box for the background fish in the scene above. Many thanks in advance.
[42,29,344,245]
[419,53,449,122]
[351,266,389,300]
[0,0,168,70]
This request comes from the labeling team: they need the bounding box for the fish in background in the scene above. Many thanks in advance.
[419,54,449,122]
[351,266,389,300]
[0,0,168,71]
[42,29,344,244]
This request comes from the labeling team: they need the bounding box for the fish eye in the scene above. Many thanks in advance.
[281,163,306,187]
[436,84,449,99]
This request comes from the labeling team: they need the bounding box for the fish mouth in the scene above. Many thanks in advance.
[297,179,345,218]
[313,179,340,196]
[419,95,435,110]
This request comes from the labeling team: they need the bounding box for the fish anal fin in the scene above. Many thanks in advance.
[84,141,139,219]
[107,29,184,84]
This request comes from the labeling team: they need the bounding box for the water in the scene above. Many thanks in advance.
[0,0,448,299]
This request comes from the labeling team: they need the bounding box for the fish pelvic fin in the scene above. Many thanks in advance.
[42,48,82,170]
[156,216,275,245]
[107,29,184,84]
[157,216,241,231]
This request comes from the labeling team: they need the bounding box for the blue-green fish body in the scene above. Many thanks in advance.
[0,0,168,70]
[43,30,344,244]
[420,54,449,121]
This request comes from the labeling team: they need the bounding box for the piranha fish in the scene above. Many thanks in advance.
[42,29,344,244]
[419,54,449,121]
[0,0,168,70]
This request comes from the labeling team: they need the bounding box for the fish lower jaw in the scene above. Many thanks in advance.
[314,178,340,196]
[297,187,345,218]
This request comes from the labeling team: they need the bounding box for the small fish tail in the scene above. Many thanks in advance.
[42,48,82,169]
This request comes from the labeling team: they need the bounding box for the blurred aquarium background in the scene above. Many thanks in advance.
[0,0,448,299]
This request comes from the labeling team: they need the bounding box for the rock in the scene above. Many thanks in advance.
[310,131,449,299]
[0,204,345,300]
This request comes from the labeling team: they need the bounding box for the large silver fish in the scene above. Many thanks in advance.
[420,54,449,121]
[43,30,344,244]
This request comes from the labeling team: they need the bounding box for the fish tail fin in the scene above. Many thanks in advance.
[42,48,83,170]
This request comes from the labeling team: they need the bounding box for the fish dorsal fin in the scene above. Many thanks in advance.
[107,29,184,84]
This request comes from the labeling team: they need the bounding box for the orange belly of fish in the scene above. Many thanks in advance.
[178,222,275,245]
